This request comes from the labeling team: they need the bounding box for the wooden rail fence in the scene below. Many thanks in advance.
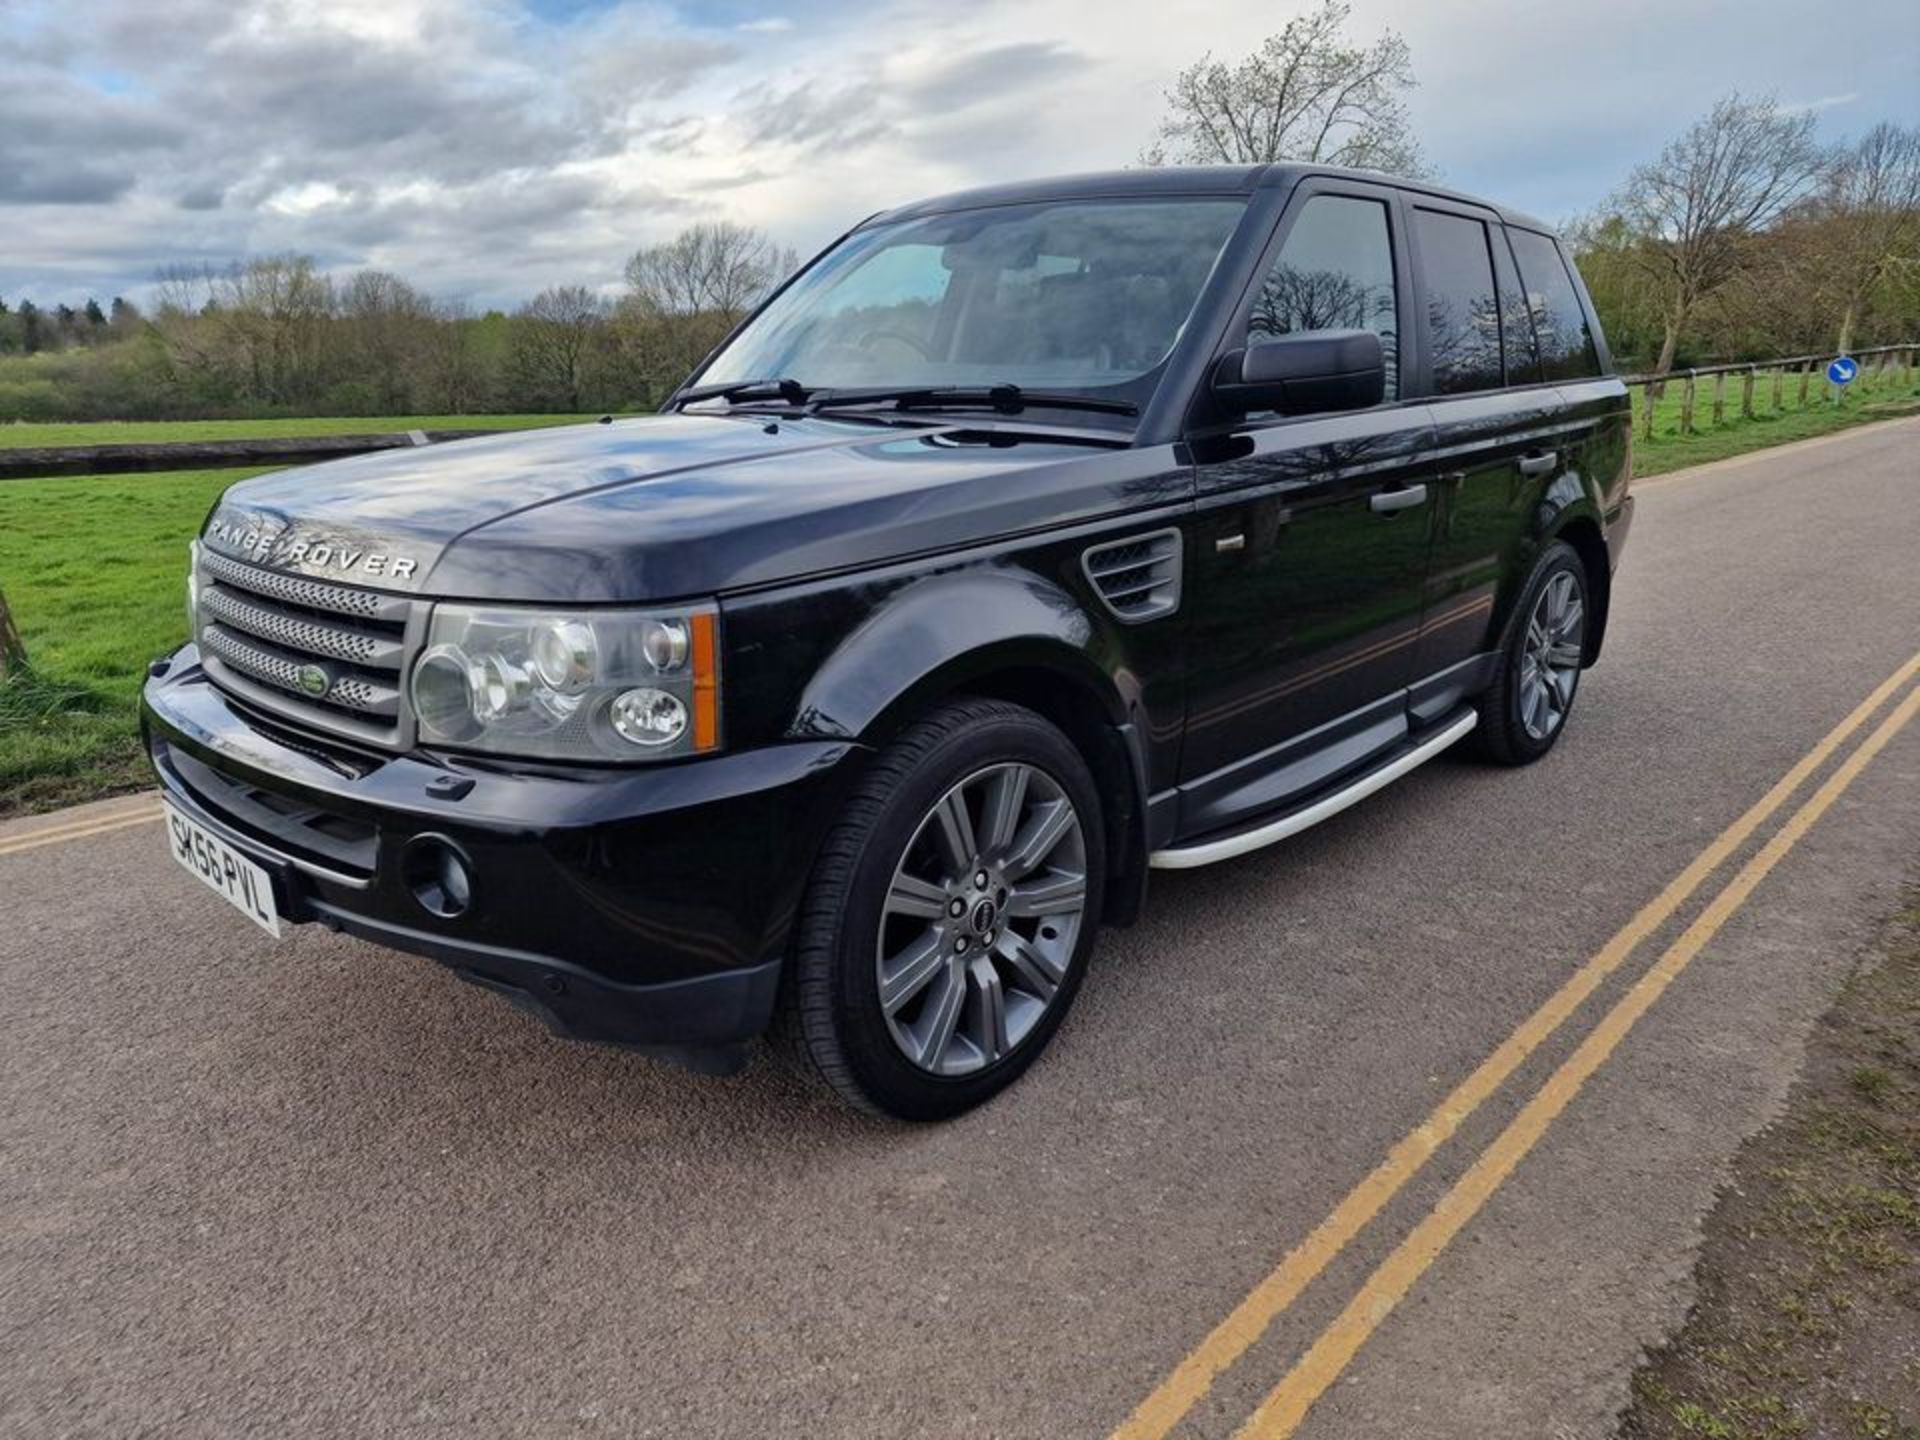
[1622,344,1918,444]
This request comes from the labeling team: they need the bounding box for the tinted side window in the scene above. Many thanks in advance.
[1507,229,1601,381]
[1492,231,1541,385]
[1413,209,1502,395]
[1250,195,1398,402]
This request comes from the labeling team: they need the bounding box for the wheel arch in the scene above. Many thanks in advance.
[1550,514,1611,665]
[787,568,1151,927]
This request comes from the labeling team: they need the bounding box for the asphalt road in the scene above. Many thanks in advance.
[5,417,1919,1440]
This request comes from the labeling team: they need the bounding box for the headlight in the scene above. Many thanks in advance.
[409,603,721,762]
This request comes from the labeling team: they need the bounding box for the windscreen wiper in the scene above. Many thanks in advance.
[810,384,1138,417]
[670,377,814,410]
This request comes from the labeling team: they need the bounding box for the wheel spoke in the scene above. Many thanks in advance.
[1547,641,1583,667]
[1526,618,1549,653]
[967,955,1009,1062]
[915,960,966,1069]
[1522,678,1550,735]
[978,765,1030,860]
[1544,666,1572,710]
[885,871,949,922]
[1003,799,1075,882]
[930,788,976,875]
[1556,596,1584,640]
[1006,872,1086,918]
[879,930,947,1015]
[997,929,1063,999]
[1548,573,1573,624]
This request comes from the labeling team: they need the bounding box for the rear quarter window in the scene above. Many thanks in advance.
[1507,229,1602,381]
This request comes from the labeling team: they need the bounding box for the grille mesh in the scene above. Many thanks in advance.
[195,553,416,743]
[199,550,408,622]
[1083,529,1183,622]
[201,625,401,718]
[201,587,400,667]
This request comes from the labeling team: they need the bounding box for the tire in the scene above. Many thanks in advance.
[1473,541,1589,767]
[781,698,1106,1121]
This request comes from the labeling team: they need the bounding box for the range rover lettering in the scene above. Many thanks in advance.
[144,165,1633,1120]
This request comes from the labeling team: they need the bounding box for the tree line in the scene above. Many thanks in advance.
[0,222,796,423]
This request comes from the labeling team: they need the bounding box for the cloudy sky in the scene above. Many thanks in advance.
[4,0,1917,310]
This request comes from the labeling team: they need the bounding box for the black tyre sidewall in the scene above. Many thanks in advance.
[1489,543,1587,764]
[815,708,1105,1120]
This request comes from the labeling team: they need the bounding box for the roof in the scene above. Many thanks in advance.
[867,164,1556,236]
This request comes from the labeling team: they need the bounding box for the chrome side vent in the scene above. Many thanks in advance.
[1082,528,1183,623]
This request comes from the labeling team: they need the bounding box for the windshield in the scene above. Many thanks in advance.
[695,198,1247,407]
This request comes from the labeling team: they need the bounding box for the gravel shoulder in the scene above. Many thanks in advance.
[1619,886,1920,1440]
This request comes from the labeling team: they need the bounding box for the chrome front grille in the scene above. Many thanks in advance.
[195,552,422,748]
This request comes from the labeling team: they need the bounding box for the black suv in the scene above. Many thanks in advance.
[145,165,1632,1119]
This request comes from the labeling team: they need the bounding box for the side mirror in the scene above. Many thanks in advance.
[1211,329,1385,417]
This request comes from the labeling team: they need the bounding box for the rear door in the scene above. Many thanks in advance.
[1507,226,1633,566]
[1402,200,1574,720]
[1179,179,1436,833]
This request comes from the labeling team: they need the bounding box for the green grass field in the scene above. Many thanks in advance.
[1628,359,1920,475]
[0,467,260,814]
[0,414,597,449]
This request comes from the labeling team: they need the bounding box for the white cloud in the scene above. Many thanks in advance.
[1,0,1915,309]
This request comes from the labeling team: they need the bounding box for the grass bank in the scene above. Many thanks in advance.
[1630,361,1920,477]
[0,467,259,814]
[1620,890,1920,1440]
[0,414,596,449]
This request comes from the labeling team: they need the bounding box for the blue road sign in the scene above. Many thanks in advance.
[1827,356,1859,386]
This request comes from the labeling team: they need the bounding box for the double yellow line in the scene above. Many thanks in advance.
[0,798,163,858]
[1115,649,1920,1440]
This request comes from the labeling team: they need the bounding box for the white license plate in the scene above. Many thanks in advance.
[163,802,282,938]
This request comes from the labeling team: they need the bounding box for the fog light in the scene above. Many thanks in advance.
[610,687,687,747]
[401,836,474,919]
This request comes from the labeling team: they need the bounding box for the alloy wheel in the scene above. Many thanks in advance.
[875,762,1089,1077]
[1518,570,1585,741]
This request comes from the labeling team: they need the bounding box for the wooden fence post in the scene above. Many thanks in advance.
[1711,371,1726,426]
[1798,361,1813,407]
[1740,366,1756,419]
[0,587,25,679]
[1680,373,1697,435]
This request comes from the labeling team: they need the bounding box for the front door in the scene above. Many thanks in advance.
[1179,183,1436,835]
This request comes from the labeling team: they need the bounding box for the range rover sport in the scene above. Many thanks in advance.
[144,165,1633,1119]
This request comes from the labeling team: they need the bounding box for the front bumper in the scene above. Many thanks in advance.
[142,646,865,1062]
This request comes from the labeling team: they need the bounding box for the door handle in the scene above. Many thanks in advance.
[1370,484,1428,515]
[1517,451,1559,477]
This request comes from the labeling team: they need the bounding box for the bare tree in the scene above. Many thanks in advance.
[1141,2,1425,175]
[510,285,609,412]
[1615,94,1829,377]
[338,270,433,413]
[624,222,796,324]
[621,222,797,398]
[1813,122,1920,353]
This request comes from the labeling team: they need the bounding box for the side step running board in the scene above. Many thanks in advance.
[1149,709,1479,870]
